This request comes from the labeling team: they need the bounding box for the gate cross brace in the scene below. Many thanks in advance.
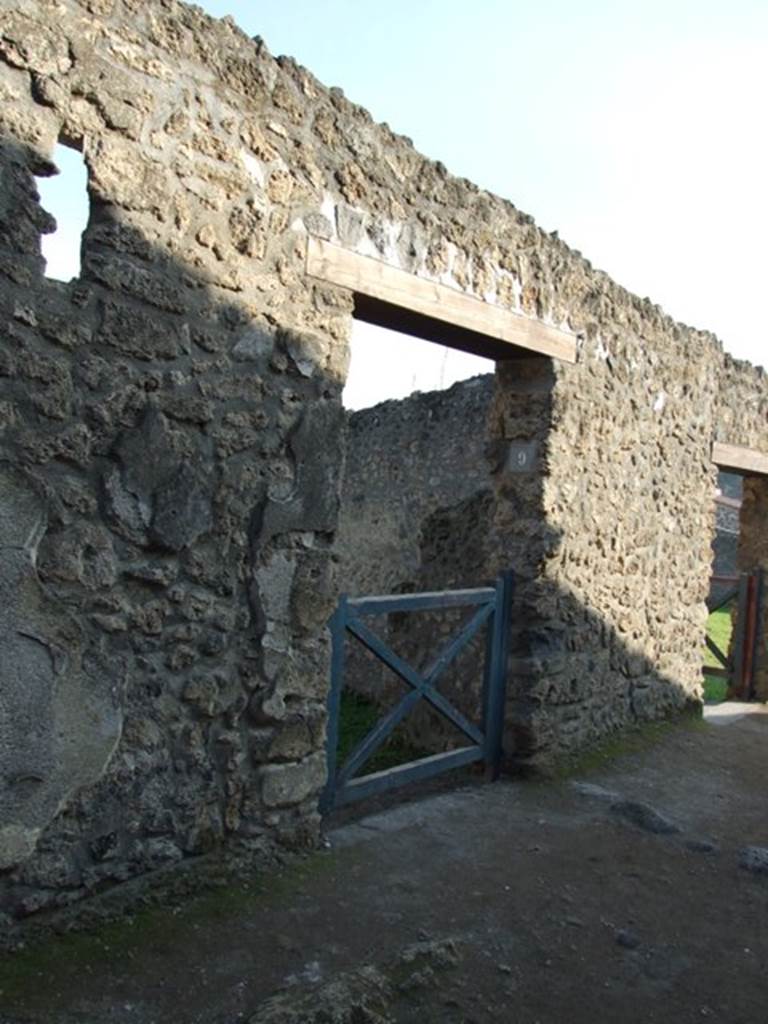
[337,603,493,784]
[705,635,729,669]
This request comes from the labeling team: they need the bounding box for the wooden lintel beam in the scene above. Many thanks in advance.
[306,237,577,364]
[712,441,768,476]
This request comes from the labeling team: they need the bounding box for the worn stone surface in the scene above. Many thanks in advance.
[0,464,121,871]
[2,716,768,1022]
[0,0,766,921]
[249,965,393,1024]
[739,845,768,876]
[249,939,462,1023]
[609,800,680,836]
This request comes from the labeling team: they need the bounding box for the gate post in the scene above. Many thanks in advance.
[735,476,768,700]
[483,570,514,779]
[319,594,347,814]
[747,569,765,700]
[731,574,750,699]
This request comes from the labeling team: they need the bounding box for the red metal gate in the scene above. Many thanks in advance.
[705,570,765,699]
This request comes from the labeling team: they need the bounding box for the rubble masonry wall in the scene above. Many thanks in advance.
[0,0,766,920]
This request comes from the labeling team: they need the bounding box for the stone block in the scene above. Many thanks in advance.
[150,463,213,552]
[268,715,322,761]
[260,753,326,808]
[233,325,275,361]
[281,328,326,378]
[102,406,212,551]
[99,300,188,362]
[291,551,335,635]
[263,400,344,540]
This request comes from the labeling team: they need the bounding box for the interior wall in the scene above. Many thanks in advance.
[336,374,494,599]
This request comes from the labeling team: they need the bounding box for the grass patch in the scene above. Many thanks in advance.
[0,890,256,1004]
[0,848,352,1007]
[337,690,427,774]
[702,605,734,703]
[703,607,733,669]
[703,673,729,703]
[545,711,707,783]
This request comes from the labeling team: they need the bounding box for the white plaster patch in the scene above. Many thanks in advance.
[255,552,296,625]
[240,149,265,185]
[354,226,380,260]
[595,340,611,361]
[319,192,337,233]
[380,221,400,263]
[653,390,667,413]
[437,240,461,289]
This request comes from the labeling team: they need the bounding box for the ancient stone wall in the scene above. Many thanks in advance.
[0,0,766,922]
[490,345,766,768]
[339,387,742,610]
[382,488,499,752]
[0,0,352,920]
[337,389,750,754]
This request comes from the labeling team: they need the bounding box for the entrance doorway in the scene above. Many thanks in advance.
[705,451,768,703]
[331,315,500,803]
[306,239,576,808]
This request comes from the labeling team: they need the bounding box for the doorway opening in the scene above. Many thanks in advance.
[343,319,490,411]
[704,464,767,704]
[332,312,502,796]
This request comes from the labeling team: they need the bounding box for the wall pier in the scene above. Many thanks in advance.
[738,476,768,699]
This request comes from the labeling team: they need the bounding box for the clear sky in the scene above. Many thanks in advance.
[39,1,768,408]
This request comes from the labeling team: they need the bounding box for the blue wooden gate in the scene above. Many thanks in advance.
[319,571,514,813]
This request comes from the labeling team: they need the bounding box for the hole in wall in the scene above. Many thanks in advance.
[35,142,89,282]
[343,319,491,410]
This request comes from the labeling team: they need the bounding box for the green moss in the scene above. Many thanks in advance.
[701,603,734,703]
[703,607,733,669]
[703,672,729,703]
[540,711,706,783]
[0,847,355,1008]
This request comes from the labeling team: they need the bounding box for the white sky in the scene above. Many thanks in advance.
[38,1,768,409]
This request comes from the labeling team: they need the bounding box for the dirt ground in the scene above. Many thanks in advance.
[2,703,768,1024]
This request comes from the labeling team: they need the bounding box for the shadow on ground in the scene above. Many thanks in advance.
[1,707,768,1024]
